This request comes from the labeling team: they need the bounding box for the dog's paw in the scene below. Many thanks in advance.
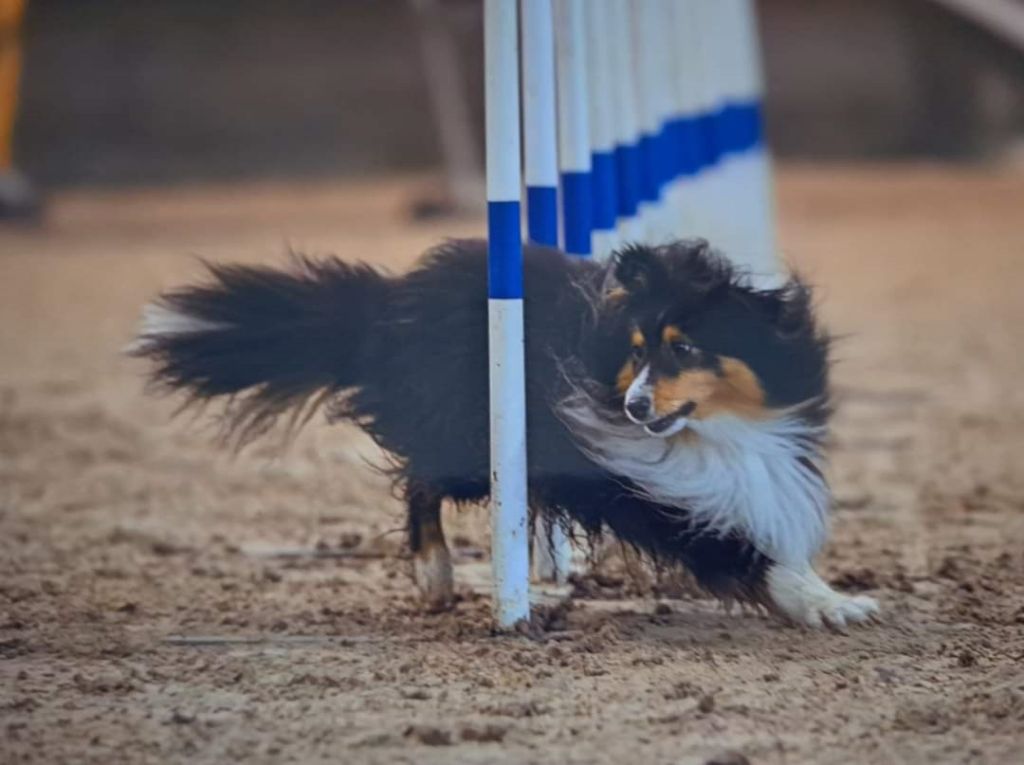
[766,564,880,631]
[413,544,455,613]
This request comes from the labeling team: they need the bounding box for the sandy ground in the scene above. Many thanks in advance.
[1,167,1023,765]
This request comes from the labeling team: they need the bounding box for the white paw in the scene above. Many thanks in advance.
[766,564,880,631]
[413,545,454,612]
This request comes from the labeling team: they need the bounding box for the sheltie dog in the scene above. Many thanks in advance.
[130,238,879,630]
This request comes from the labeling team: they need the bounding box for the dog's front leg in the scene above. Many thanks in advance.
[764,562,880,631]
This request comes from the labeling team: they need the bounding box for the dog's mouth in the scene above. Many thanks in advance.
[642,401,696,437]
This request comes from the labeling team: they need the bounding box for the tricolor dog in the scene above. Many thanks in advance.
[130,239,879,630]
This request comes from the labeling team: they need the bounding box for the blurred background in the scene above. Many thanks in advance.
[5,0,1024,198]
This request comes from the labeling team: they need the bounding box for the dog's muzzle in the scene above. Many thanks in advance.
[626,399,697,437]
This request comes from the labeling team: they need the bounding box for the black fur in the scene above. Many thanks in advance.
[132,239,831,607]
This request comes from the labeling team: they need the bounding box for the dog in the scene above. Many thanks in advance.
[130,238,879,629]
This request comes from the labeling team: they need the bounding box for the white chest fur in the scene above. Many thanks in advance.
[558,401,830,566]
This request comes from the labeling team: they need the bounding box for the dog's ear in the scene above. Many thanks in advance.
[612,245,664,295]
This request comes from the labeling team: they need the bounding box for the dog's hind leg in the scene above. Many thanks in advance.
[406,484,454,612]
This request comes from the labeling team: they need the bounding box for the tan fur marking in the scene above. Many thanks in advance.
[661,325,689,345]
[616,360,636,395]
[652,356,767,420]
[653,370,718,415]
[616,329,646,394]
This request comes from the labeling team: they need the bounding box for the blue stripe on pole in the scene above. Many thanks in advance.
[488,200,523,299]
[718,105,744,155]
[614,142,640,219]
[728,101,764,152]
[707,100,764,160]
[526,186,558,247]
[698,111,722,169]
[661,120,679,185]
[590,151,617,232]
[655,122,674,194]
[622,101,765,196]
[670,115,703,177]
[561,171,592,256]
[638,131,660,204]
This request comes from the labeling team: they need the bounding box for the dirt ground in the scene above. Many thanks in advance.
[2,166,1023,765]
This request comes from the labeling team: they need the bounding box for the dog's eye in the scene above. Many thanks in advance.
[671,342,694,356]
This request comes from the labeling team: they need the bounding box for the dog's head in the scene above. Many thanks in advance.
[605,240,829,437]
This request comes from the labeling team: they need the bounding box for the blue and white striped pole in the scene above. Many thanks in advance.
[667,0,777,279]
[665,0,705,240]
[687,0,777,281]
[555,0,592,259]
[625,0,682,244]
[706,2,737,261]
[684,0,728,250]
[485,0,530,629]
[729,0,778,282]
[522,0,572,586]
[609,0,642,244]
[523,0,558,249]
[482,0,779,625]
[584,2,618,260]
[630,0,663,241]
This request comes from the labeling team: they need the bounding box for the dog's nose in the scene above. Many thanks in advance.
[626,397,652,422]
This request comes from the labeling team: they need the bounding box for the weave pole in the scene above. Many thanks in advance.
[554,0,592,259]
[636,0,679,242]
[584,3,618,260]
[664,0,704,241]
[730,0,778,281]
[694,0,777,280]
[523,0,558,249]
[485,0,530,629]
[522,0,572,585]
[608,0,642,244]
[482,0,780,624]
[678,0,725,250]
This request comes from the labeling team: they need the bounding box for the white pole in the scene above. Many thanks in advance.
[554,0,592,258]
[665,0,704,241]
[522,0,572,586]
[630,0,661,242]
[522,0,559,247]
[696,0,779,284]
[485,0,530,629]
[584,2,618,260]
[608,0,642,244]
[714,0,750,269]
[688,0,730,251]
[650,0,678,242]
[733,0,780,283]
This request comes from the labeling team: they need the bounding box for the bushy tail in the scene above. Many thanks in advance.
[128,255,390,444]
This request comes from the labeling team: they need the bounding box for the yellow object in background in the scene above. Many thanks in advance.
[0,0,27,171]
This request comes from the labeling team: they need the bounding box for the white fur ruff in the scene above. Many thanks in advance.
[558,398,830,566]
